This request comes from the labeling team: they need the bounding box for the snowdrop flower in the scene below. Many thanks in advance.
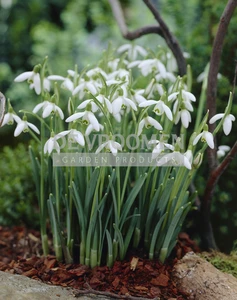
[209,113,235,135]
[1,112,21,126]
[44,136,61,154]
[136,59,167,77]
[77,96,112,114]
[174,109,191,128]
[108,58,128,71]
[117,44,147,60]
[48,75,74,93]
[132,89,147,105]
[95,140,122,156]
[73,79,99,98]
[168,90,196,104]
[66,111,101,133]
[137,116,163,136]
[146,81,165,98]
[33,101,64,119]
[85,123,104,136]
[106,69,130,86]
[184,149,193,165]
[155,71,176,82]
[193,130,214,149]
[56,129,85,146]
[15,70,49,95]
[14,118,40,137]
[148,139,174,159]
[112,95,137,115]
[217,145,230,159]
[86,67,108,80]
[139,100,173,121]
[157,151,192,170]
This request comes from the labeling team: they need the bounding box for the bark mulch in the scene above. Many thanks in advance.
[0,226,199,299]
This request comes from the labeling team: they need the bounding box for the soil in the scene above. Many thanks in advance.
[0,226,200,299]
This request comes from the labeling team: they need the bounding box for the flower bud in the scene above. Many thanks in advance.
[193,152,203,168]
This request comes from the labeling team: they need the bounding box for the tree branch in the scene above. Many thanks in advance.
[142,0,186,75]
[207,0,237,171]
[108,0,163,39]
[199,0,237,250]
[109,0,186,75]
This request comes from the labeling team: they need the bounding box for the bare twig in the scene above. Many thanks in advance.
[74,282,157,299]
[108,0,163,39]
[207,0,237,171]
[108,0,186,75]
[142,0,186,75]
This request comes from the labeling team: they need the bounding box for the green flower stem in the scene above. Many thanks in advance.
[194,79,207,131]
[116,166,121,218]
[54,167,60,220]
[29,130,41,144]
[40,121,49,255]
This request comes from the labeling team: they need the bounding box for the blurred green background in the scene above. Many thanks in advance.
[0,0,236,252]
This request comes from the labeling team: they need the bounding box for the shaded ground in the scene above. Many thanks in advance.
[0,226,199,299]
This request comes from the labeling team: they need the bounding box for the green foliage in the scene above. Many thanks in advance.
[0,143,38,226]
[202,251,237,278]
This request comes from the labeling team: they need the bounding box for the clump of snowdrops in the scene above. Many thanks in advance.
[1,44,235,267]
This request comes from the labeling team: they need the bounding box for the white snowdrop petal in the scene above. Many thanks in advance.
[66,112,85,122]
[14,71,33,82]
[47,75,65,81]
[33,73,41,95]
[28,122,40,134]
[209,113,224,124]
[14,122,25,136]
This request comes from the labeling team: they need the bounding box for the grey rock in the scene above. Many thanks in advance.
[0,271,111,300]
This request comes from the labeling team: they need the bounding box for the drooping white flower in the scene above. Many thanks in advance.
[217,145,230,159]
[147,82,165,98]
[14,119,40,137]
[157,151,192,170]
[193,130,214,149]
[184,149,193,165]
[66,111,101,133]
[77,96,112,114]
[85,123,104,136]
[44,136,61,154]
[139,100,173,121]
[148,139,174,159]
[132,89,147,105]
[209,113,235,135]
[86,67,108,80]
[168,90,196,104]
[112,95,137,115]
[56,129,85,146]
[33,101,64,119]
[14,71,49,95]
[1,112,21,126]
[175,109,191,128]
[108,58,128,71]
[48,75,74,93]
[95,140,122,156]
[137,116,163,136]
[117,44,147,60]
[129,58,167,78]
[106,69,130,86]
[73,79,99,98]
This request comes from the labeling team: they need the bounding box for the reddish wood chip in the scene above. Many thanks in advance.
[22,268,38,277]
[112,276,120,288]
[44,257,57,269]
[150,286,161,297]
[68,266,88,277]
[151,273,170,287]
[134,285,148,291]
